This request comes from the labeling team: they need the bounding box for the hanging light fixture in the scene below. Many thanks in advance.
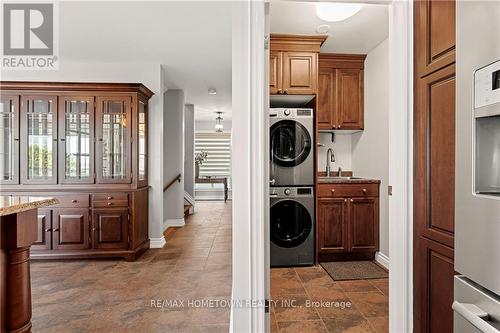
[215,112,223,132]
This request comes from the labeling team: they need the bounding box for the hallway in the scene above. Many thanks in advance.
[30,201,232,333]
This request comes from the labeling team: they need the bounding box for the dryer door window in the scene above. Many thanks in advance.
[270,120,311,167]
[271,200,312,248]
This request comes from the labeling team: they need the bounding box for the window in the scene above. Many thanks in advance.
[195,132,231,177]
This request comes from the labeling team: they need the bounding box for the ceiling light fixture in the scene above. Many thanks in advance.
[315,2,363,22]
[316,24,330,34]
[215,112,223,132]
[208,88,217,95]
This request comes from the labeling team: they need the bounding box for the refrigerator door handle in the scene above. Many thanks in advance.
[452,301,499,333]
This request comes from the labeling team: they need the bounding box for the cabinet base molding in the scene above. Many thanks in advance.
[375,251,390,270]
[30,240,150,262]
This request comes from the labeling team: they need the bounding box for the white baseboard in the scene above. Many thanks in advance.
[163,218,185,230]
[375,251,390,270]
[150,237,166,248]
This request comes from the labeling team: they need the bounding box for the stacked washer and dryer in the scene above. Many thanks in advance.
[269,108,315,266]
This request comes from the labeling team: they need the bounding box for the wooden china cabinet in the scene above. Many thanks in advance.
[0,82,153,261]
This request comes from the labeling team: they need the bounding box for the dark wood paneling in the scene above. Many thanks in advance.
[93,209,129,249]
[131,188,149,249]
[52,208,90,250]
[317,198,348,253]
[338,69,364,130]
[317,69,336,130]
[317,183,379,198]
[414,1,456,331]
[349,198,378,252]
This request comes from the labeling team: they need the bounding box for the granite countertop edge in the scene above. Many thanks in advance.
[0,197,59,217]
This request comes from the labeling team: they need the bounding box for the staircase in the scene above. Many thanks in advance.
[184,203,193,217]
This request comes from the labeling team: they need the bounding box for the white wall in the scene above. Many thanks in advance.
[163,90,185,228]
[352,38,390,257]
[317,133,352,172]
[1,60,166,245]
[184,104,195,198]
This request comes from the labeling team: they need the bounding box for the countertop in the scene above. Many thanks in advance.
[0,196,59,217]
[317,177,381,184]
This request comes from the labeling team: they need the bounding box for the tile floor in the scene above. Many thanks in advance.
[30,201,232,333]
[270,266,389,333]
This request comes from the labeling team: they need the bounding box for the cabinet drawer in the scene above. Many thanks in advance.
[317,183,379,198]
[52,194,90,208]
[93,200,128,208]
[92,193,128,202]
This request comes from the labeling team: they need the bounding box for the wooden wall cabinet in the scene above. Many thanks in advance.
[269,34,327,95]
[0,81,153,261]
[317,54,366,130]
[317,182,379,261]
[414,0,456,331]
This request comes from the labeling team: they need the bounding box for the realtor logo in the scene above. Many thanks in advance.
[2,2,58,70]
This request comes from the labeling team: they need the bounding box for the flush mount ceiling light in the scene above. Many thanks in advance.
[315,2,363,22]
[208,88,217,95]
[316,24,331,34]
[215,112,223,132]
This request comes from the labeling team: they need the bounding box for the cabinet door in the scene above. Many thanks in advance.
[317,198,348,253]
[20,95,58,184]
[92,209,129,249]
[283,52,317,94]
[58,96,95,184]
[349,198,378,252]
[52,208,90,250]
[0,95,20,184]
[269,51,283,94]
[317,69,336,130]
[338,69,364,130]
[95,96,132,184]
[33,209,52,251]
[137,99,148,187]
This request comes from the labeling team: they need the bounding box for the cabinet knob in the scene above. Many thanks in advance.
[337,125,341,129]
[14,138,19,141]
[362,189,367,193]
[92,227,97,231]
[107,202,112,206]
[331,189,335,193]
[350,199,354,203]
[277,89,282,94]
[332,125,336,129]
[344,199,347,203]
[72,199,78,203]
[53,228,60,232]
[107,196,113,200]
[284,89,288,94]
[45,228,52,232]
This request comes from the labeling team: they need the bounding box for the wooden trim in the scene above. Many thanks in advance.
[270,34,328,53]
[319,53,367,69]
[0,94,20,185]
[0,81,154,99]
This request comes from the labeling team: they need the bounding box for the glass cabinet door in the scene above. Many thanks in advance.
[0,95,20,184]
[96,96,131,183]
[138,100,147,185]
[21,95,58,184]
[59,96,94,183]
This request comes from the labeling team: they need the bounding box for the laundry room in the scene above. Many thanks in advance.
[268,1,390,332]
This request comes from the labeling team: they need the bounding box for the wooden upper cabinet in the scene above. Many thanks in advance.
[415,0,456,77]
[20,95,58,185]
[269,34,327,95]
[269,51,283,95]
[338,68,364,130]
[0,95,20,184]
[318,54,366,131]
[282,52,317,95]
[317,69,336,130]
[95,96,132,184]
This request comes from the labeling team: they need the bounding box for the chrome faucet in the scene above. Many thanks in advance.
[326,148,335,177]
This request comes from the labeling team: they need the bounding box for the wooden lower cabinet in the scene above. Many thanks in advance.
[317,182,379,261]
[52,208,90,250]
[93,209,129,249]
[33,208,52,251]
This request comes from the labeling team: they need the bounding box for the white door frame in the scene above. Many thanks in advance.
[231,1,414,332]
[231,1,267,332]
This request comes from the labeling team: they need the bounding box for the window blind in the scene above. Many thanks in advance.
[195,132,231,177]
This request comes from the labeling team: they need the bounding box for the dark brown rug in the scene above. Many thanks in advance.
[320,261,388,281]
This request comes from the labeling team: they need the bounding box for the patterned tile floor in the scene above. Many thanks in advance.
[30,201,232,333]
[270,267,389,333]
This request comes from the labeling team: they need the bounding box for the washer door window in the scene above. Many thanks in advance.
[271,200,312,248]
[270,120,311,167]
